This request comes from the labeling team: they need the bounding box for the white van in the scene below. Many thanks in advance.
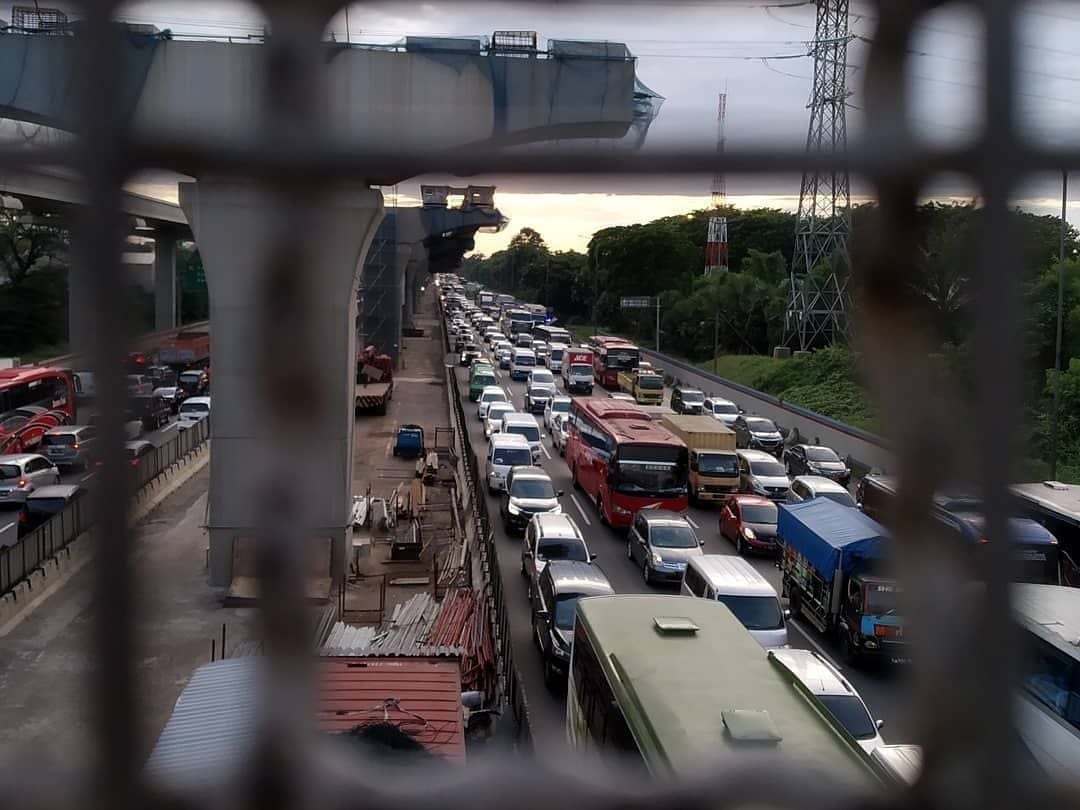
[500,412,543,463]
[547,343,567,373]
[485,433,533,494]
[680,555,789,648]
[510,348,537,382]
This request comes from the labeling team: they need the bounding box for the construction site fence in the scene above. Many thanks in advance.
[0,418,210,599]
[442,301,533,748]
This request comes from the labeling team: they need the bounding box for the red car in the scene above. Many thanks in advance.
[719,495,780,555]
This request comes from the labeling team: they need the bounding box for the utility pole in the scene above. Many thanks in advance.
[1052,170,1067,479]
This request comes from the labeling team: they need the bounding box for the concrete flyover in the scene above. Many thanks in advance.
[357,184,507,366]
[0,164,191,338]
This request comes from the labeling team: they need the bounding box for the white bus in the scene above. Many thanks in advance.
[1014,584,1080,780]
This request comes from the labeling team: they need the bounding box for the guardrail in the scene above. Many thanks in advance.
[441,301,532,748]
[638,347,893,474]
[0,417,210,598]
[37,320,211,369]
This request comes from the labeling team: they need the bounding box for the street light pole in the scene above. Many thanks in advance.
[1051,169,1068,479]
[655,298,661,352]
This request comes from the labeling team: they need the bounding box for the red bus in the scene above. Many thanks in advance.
[565,398,688,528]
[0,367,76,455]
[587,336,640,390]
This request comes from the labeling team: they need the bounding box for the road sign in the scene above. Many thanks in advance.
[620,296,654,309]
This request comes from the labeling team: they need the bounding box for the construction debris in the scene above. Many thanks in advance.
[424,589,495,694]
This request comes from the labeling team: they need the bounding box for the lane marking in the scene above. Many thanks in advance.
[0,521,14,535]
[540,442,551,460]
[79,472,96,483]
[568,494,592,525]
[685,515,700,529]
[158,422,177,434]
[788,618,845,672]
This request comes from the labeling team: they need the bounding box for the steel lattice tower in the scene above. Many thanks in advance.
[785,0,853,349]
[705,92,729,275]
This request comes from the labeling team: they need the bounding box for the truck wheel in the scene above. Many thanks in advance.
[788,588,801,618]
[735,534,744,555]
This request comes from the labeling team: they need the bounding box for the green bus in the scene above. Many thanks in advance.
[568,595,886,788]
[469,363,497,401]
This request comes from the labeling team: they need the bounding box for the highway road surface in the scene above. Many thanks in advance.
[451,349,912,753]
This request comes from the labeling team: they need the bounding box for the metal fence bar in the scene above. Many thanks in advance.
[0,419,209,600]
[0,0,1070,807]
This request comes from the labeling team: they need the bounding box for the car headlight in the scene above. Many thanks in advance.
[650,551,664,566]
[752,480,767,494]
[507,502,521,516]
[613,504,631,516]
[743,526,756,540]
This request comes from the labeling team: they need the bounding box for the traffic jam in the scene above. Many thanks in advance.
[0,329,212,543]
[440,273,1077,768]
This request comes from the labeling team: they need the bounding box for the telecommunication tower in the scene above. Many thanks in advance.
[784,0,853,349]
[704,92,729,275]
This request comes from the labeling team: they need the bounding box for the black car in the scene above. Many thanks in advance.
[531,561,614,688]
[670,384,706,415]
[500,466,563,533]
[783,444,851,486]
[130,394,171,430]
[732,415,784,455]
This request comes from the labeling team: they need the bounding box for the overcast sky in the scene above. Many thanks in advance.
[66,1,1080,250]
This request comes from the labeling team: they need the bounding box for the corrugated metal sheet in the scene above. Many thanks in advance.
[144,657,466,784]
[144,658,261,789]
[317,657,467,762]
[321,593,463,657]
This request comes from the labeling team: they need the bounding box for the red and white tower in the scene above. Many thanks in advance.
[705,92,729,275]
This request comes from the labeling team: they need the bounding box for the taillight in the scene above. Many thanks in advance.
[17,479,26,488]
[976,537,990,545]
[129,459,140,467]
[18,511,26,524]
[72,442,79,450]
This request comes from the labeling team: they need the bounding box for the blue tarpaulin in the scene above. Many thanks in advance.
[778,498,890,577]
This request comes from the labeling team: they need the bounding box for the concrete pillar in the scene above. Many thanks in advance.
[179,180,383,587]
[67,263,94,354]
[153,232,178,332]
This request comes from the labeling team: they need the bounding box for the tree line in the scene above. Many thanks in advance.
[0,208,207,359]
[458,203,1080,480]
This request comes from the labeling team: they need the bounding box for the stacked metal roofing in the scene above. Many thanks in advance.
[321,592,462,657]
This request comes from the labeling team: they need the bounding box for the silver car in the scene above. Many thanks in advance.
[0,454,61,504]
[40,426,100,471]
[627,510,705,586]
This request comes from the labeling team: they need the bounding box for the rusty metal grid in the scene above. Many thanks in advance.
[0,1,1074,810]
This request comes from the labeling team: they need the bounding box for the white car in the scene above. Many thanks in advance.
[484,403,516,440]
[609,392,636,403]
[704,397,740,426]
[550,414,570,455]
[477,386,510,421]
[768,648,885,755]
[527,368,557,390]
[543,396,572,430]
[177,396,211,430]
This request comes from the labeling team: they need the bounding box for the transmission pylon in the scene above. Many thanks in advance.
[705,91,729,275]
[785,0,853,350]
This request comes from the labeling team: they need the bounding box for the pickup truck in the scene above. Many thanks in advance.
[778,498,909,666]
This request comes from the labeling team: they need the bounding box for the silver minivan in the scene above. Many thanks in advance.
[0,454,61,504]
[681,554,789,648]
[40,425,99,471]
[485,433,533,494]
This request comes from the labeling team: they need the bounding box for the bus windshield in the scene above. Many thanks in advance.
[605,349,638,370]
[612,445,687,497]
